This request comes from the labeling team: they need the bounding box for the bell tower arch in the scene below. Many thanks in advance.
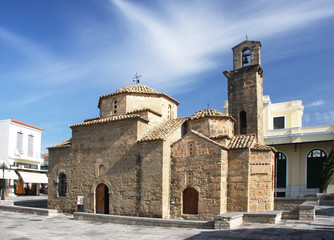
[224,40,264,144]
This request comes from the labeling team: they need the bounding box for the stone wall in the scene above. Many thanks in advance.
[248,150,274,212]
[137,140,164,218]
[227,149,250,212]
[170,132,227,221]
[48,118,144,215]
[187,118,234,139]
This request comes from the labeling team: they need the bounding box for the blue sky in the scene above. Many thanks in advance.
[0,0,334,152]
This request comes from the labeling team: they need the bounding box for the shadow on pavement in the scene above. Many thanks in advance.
[186,227,334,240]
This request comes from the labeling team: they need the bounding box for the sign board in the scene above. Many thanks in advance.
[77,196,84,205]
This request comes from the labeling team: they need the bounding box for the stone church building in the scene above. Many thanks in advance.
[48,40,275,220]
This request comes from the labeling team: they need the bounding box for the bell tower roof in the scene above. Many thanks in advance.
[232,40,262,70]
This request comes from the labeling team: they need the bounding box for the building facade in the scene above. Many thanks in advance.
[48,40,275,220]
[0,119,47,196]
[263,96,334,197]
[224,89,334,198]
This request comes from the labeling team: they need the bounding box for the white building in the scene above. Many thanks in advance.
[0,119,47,196]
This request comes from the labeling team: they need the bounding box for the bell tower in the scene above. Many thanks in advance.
[224,40,264,144]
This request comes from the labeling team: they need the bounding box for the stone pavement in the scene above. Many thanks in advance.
[0,199,334,240]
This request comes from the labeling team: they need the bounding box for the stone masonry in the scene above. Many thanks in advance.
[48,40,275,221]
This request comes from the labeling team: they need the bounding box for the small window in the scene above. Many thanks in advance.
[17,132,23,152]
[273,116,285,129]
[99,165,106,176]
[186,172,193,185]
[240,111,247,134]
[28,135,34,157]
[112,99,118,115]
[188,142,195,156]
[168,105,171,119]
[58,173,67,197]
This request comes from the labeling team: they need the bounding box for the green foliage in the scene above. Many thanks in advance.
[319,145,334,193]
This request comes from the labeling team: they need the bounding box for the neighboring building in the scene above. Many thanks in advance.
[223,93,334,198]
[48,40,275,219]
[41,153,49,171]
[0,119,47,196]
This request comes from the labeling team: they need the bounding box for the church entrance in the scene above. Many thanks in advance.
[96,183,109,214]
[183,188,198,214]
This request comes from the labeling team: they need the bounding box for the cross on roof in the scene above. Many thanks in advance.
[132,72,142,84]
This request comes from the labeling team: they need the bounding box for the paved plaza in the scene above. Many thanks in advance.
[0,198,334,240]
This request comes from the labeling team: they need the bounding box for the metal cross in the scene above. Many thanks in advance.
[132,72,142,84]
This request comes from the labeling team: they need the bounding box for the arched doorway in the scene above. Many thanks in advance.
[183,188,198,214]
[275,152,287,197]
[96,183,109,214]
[307,149,327,189]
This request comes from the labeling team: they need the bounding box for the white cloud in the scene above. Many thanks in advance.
[109,0,334,91]
[1,1,334,93]
[307,100,326,107]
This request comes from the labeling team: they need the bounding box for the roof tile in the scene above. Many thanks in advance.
[70,114,148,128]
[140,118,188,141]
[190,108,234,121]
[228,135,256,149]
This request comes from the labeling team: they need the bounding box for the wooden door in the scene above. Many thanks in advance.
[96,183,106,214]
[183,188,198,214]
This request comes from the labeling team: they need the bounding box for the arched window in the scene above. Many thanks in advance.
[99,165,106,176]
[168,105,172,119]
[242,49,251,66]
[58,173,67,197]
[183,188,198,214]
[188,142,196,156]
[112,99,118,115]
[240,111,247,134]
[275,152,287,190]
[307,149,327,188]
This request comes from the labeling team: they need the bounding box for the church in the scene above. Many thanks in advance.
[48,40,275,221]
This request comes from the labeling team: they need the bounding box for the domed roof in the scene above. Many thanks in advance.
[190,108,232,120]
[98,84,179,107]
[113,85,159,95]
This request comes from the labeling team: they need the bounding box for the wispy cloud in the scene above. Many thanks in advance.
[307,100,326,107]
[109,0,334,91]
[304,111,334,125]
[1,1,334,94]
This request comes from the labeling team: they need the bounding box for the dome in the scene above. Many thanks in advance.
[113,85,159,95]
[190,108,229,120]
[98,84,179,107]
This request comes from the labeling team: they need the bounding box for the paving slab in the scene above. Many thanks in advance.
[0,197,333,240]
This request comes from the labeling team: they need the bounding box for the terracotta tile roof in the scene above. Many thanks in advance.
[190,108,234,121]
[70,114,148,128]
[113,85,159,95]
[49,138,72,149]
[11,118,44,131]
[228,134,256,149]
[189,130,229,150]
[98,84,179,107]
[127,108,162,117]
[140,118,188,141]
[251,143,276,152]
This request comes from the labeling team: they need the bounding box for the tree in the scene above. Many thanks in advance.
[319,145,334,193]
